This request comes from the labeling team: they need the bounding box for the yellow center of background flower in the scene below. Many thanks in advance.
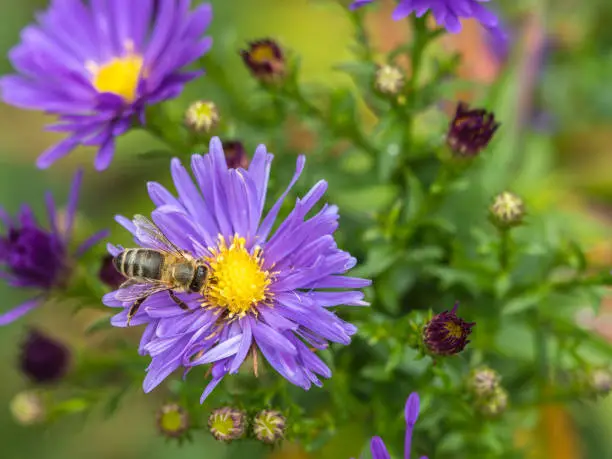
[88,44,143,102]
[444,321,463,339]
[160,410,183,433]
[250,44,276,63]
[205,235,272,316]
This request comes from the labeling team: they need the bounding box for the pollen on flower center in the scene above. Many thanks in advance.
[444,321,463,339]
[87,41,143,102]
[204,235,272,316]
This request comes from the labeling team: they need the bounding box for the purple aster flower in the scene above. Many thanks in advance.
[0,0,212,171]
[0,169,108,325]
[349,0,498,34]
[103,137,370,402]
[353,392,427,459]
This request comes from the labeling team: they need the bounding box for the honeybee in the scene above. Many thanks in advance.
[112,214,209,325]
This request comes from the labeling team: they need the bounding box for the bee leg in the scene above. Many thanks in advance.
[127,296,147,326]
[168,290,190,310]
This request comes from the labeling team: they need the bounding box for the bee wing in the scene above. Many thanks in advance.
[133,214,186,256]
[114,281,170,302]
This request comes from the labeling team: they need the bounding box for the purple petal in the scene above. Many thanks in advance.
[0,298,41,326]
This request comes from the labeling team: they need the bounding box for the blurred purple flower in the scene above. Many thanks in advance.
[349,0,498,33]
[353,392,427,459]
[103,137,370,402]
[0,170,108,325]
[0,0,212,171]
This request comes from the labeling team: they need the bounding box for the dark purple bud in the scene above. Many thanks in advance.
[240,39,286,83]
[447,102,500,157]
[423,302,475,356]
[20,329,69,384]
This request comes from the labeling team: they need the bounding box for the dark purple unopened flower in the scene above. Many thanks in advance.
[103,137,370,402]
[0,170,108,325]
[0,1,212,171]
[20,328,70,384]
[353,392,428,459]
[423,301,475,356]
[349,0,498,34]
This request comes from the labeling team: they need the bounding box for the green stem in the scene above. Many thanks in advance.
[498,228,510,272]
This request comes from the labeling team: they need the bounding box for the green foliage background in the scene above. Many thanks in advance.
[2,0,612,458]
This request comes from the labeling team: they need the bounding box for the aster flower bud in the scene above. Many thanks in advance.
[475,386,508,417]
[447,102,499,157]
[10,391,45,425]
[99,254,126,289]
[467,367,501,399]
[208,407,247,442]
[184,100,220,134]
[156,403,190,438]
[20,329,69,384]
[423,301,475,356]
[489,191,525,229]
[252,409,286,444]
[240,39,286,83]
[222,141,249,169]
[374,65,404,95]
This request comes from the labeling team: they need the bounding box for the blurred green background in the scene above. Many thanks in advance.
[2,0,612,458]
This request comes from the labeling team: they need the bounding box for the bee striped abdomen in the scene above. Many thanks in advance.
[114,249,164,280]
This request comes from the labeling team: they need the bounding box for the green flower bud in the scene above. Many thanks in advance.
[156,403,190,438]
[467,366,501,399]
[208,407,247,442]
[374,65,404,95]
[252,409,286,444]
[184,100,219,134]
[489,191,525,229]
[10,391,45,426]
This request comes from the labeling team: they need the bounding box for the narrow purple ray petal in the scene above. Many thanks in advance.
[75,229,109,257]
[0,298,41,326]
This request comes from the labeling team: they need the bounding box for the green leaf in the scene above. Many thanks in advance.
[501,292,545,316]
[351,245,401,277]
[404,169,426,223]
[330,184,397,216]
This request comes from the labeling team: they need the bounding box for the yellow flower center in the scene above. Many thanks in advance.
[204,235,272,316]
[160,410,184,433]
[87,41,143,102]
[444,321,463,339]
[250,44,277,63]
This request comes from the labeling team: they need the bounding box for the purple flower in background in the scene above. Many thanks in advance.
[349,0,498,34]
[0,170,108,325]
[353,392,427,459]
[0,1,212,171]
[103,137,370,402]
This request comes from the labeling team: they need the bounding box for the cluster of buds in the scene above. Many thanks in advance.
[422,302,475,357]
[466,366,508,417]
[206,406,286,444]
